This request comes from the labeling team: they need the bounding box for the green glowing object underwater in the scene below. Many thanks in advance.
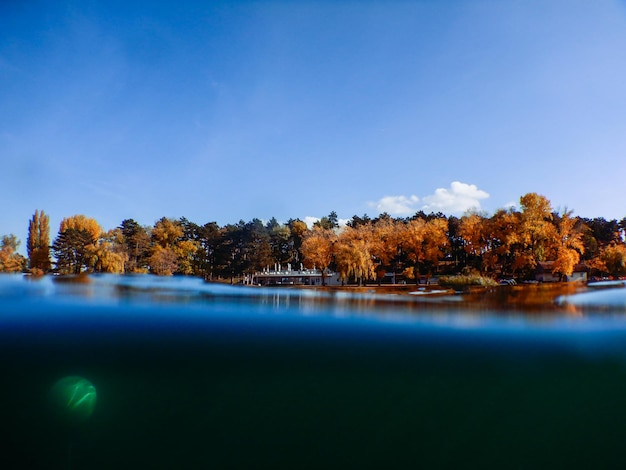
[49,376,97,424]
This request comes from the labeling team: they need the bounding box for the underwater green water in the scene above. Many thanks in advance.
[2,274,626,469]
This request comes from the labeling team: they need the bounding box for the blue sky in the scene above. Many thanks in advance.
[2,0,626,253]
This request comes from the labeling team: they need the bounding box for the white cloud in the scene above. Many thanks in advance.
[421,182,489,215]
[369,195,420,216]
[303,216,349,228]
[303,216,320,228]
[369,182,490,217]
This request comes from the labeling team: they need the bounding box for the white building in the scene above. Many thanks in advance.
[535,262,588,282]
[253,267,341,286]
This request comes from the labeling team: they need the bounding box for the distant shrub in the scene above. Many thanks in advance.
[438,274,499,290]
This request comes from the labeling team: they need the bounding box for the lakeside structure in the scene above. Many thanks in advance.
[252,260,591,287]
[253,266,341,286]
[535,262,588,283]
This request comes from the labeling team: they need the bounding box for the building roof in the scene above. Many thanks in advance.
[535,261,588,273]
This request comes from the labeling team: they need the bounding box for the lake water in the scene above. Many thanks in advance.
[2,273,626,469]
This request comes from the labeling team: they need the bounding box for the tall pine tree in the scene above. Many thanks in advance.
[27,210,51,273]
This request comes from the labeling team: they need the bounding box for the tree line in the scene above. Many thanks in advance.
[1,193,625,283]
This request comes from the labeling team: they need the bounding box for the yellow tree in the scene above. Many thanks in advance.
[370,217,401,283]
[401,218,428,282]
[149,245,179,276]
[482,208,523,276]
[600,243,626,278]
[458,212,489,271]
[0,235,26,273]
[423,218,449,276]
[518,193,554,269]
[149,218,199,275]
[152,217,184,249]
[400,218,448,283]
[60,215,102,243]
[399,218,425,283]
[88,229,128,274]
[173,239,200,275]
[334,225,375,285]
[300,226,337,285]
[549,210,585,279]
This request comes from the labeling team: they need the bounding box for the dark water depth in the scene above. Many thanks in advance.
[2,274,626,469]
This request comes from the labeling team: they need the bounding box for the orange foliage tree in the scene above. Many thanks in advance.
[600,244,626,278]
[334,225,375,285]
[484,208,523,276]
[400,217,448,283]
[0,235,26,272]
[369,217,402,283]
[518,193,554,271]
[60,215,102,243]
[149,217,199,275]
[27,209,51,274]
[89,229,128,274]
[549,210,585,279]
[301,226,337,285]
[458,212,489,272]
[37,192,623,283]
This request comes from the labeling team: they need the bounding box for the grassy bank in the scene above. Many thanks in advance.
[438,274,499,290]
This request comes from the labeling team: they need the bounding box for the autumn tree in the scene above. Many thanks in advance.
[458,212,489,272]
[579,217,623,269]
[149,217,199,276]
[89,229,128,274]
[549,210,585,279]
[600,244,626,278]
[170,217,202,276]
[149,245,179,276]
[400,217,448,283]
[301,226,337,285]
[370,216,402,284]
[518,193,554,270]
[53,215,102,274]
[152,217,183,249]
[0,235,26,273]
[423,218,449,276]
[399,218,425,283]
[175,239,201,275]
[483,208,522,276]
[27,209,51,274]
[60,215,102,242]
[334,225,375,285]
[177,218,221,279]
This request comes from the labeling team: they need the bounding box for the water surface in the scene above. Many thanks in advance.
[2,274,626,469]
